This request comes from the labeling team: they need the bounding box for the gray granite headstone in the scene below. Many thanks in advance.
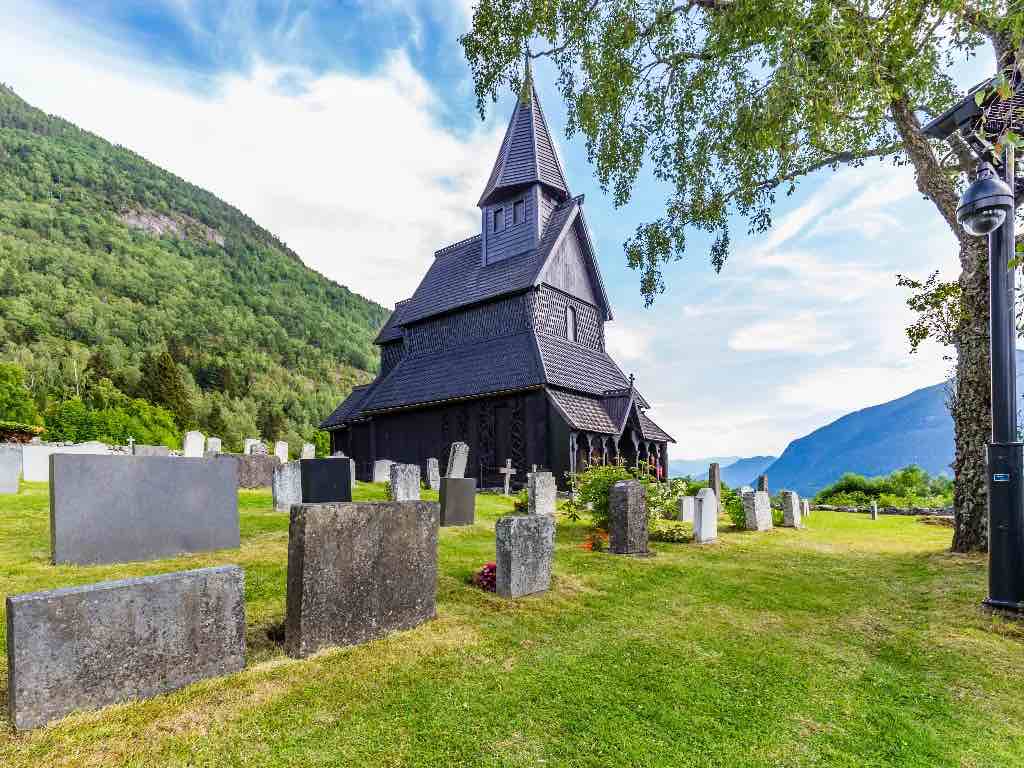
[373,459,394,483]
[708,462,722,513]
[528,471,556,515]
[274,440,289,463]
[678,496,695,523]
[609,480,648,555]
[50,454,239,564]
[284,501,439,658]
[183,430,205,458]
[389,463,421,501]
[743,490,773,531]
[0,444,20,493]
[301,442,316,459]
[446,441,469,478]
[6,565,245,731]
[273,460,302,512]
[439,477,476,525]
[233,453,279,488]
[426,457,441,491]
[781,490,802,528]
[495,513,555,598]
[205,436,222,454]
[694,488,718,543]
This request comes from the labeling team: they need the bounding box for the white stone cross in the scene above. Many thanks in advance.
[499,459,517,496]
[127,436,135,454]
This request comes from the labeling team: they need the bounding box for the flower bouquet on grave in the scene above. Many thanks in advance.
[470,562,496,592]
[581,530,608,552]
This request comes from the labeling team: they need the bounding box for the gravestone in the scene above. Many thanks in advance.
[871,501,879,520]
[499,459,517,495]
[6,565,245,731]
[0,444,20,494]
[801,499,811,519]
[284,501,439,658]
[234,454,279,488]
[250,442,269,456]
[757,474,769,492]
[22,441,111,482]
[133,444,170,457]
[274,441,289,463]
[373,459,394,483]
[528,471,556,515]
[301,458,354,504]
[694,488,718,543]
[781,490,803,528]
[708,462,722,513]
[273,461,302,512]
[609,480,648,555]
[439,477,476,525]
[243,437,261,455]
[446,441,469,478]
[301,442,316,459]
[50,455,239,564]
[738,485,754,495]
[495,514,555,598]
[743,490,773,531]
[205,436,222,454]
[183,431,205,458]
[678,496,695,523]
[389,463,421,501]
[426,457,441,491]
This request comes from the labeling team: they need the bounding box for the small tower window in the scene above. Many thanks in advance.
[513,199,525,225]
[492,207,505,232]
[566,305,577,343]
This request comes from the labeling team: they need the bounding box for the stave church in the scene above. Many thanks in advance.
[322,67,673,488]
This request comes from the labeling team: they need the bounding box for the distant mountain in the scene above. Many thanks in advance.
[669,456,739,479]
[721,456,776,487]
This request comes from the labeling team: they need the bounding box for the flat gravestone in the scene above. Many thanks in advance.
[6,565,245,731]
[678,496,695,523]
[609,480,648,555]
[373,459,394,483]
[301,458,354,504]
[495,514,555,598]
[389,463,421,501]
[439,477,476,526]
[1,443,21,494]
[301,442,316,459]
[183,430,205,458]
[528,471,556,515]
[234,454,279,488]
[273,460,302,512]
[446,441,469,478]
[206,436,223,454]
[274,440,289,463]
[426,457,441,491]
[781,490,802,528]
[243,437,261,455]
[694,488,718,544]
[50,455,239,565]
[743,490,773,531]
[285,501,439,658]
[133,444,169,457]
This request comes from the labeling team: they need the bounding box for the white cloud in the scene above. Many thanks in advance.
[605,321,655,361]
[728,311,854,355]
[0,5,502,308]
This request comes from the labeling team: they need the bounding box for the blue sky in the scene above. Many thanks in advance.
[1,0,993,459]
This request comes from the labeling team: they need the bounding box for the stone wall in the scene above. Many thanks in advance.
[811,504,954,517]
[23,441,111,482]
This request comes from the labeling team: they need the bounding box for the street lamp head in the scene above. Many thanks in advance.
[957,162,1014,236]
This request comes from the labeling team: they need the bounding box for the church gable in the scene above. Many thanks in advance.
[539,219,597,306]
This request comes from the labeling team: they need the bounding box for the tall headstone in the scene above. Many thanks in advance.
[426,457,441,491]
[801,499,811,519]
[301,442,316,459]
[446,441,469,478]
[183,431,205,458]
[528,471,556,516]
[708,462,722,513]
[205,437,222,454]
[439,477,476,525]
[678,496,695,523]
[743,490,773,531]
[756,474,769,492]
[273,460,302,512]
[373,459,394,483]
[243,437,261,455]
[780,490,802,528]
[694,488,718,544]
[608,480,648,555]
[301,458,354,504]
[0,443,20,494]
[870,501,879,520]
[6,566,245,731]
[274,440,289,464]
[389,463,421,501]
[495,514,555,598]
[284,501,439,658]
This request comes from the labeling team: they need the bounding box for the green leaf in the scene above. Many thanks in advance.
[975,90,988,107]
[1004,131,1022,147]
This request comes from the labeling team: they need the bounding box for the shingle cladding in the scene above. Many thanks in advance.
[536,334,630,395]
[321,384,372,428]
[548,390,617,434]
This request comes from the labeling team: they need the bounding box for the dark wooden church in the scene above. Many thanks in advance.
[322,70,673,488]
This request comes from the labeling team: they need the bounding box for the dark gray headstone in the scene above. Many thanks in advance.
[0,443,21,494]
[132,444,170,457]
[426,457,441,491]
[285,501,439,658]
[6,565,245,730]
[757,474,769,493]
[781,490,802,528]
[273,460,302,512]
[495,514,555,598]
[235,454,279,488]
[608,480,648,555]
[388,463,420,501]
[301,457,354,504]
[50,454,239,565]
[439,477,476,526]
[708,462,722,514]
[446,441,469,478]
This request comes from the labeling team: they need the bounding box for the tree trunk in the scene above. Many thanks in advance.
[951,237,991,552]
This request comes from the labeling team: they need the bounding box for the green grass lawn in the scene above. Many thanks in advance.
[1,481,1023,767]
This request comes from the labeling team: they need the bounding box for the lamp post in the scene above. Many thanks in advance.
[925,73,1022,612]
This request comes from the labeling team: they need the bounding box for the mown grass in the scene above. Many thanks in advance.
[1,480,1023,767]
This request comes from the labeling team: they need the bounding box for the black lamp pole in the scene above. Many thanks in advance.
[983,143,1024,612]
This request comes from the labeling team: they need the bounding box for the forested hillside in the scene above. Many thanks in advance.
[0,84,388,451]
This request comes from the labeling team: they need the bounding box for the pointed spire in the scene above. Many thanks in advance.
[519,52,534,104]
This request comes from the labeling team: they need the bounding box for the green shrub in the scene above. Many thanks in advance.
[42,380,180,447]
[513,488,529,514]
[814,466,953,509]
[574,462,635,530]
[649,519,692,543]
[0,362,39,424]
[722,485,746,529]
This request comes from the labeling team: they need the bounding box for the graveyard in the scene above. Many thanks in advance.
[1,473,1023,766]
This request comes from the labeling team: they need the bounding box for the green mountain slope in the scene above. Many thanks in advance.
[0,84,388,450]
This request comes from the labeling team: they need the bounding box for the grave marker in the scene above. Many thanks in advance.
[495,514,555,598]
[426,457,441,491]
[678,496,695,523]
[694,488,718,543]
[609,480,648,555]
[206,436,223,454]
[301,442,316,459]
[439,477,476,525]
[528,471,556,515]
[446,442,469,478]
[499,459,517,495]
[743,490,773,531]
[373,459,394,483]
[243,437,261,455]
[871,501,879,520]
[781,490,803,528]
[183,431,205,458]
[273,461,302,512]
[389,463,421,501]
[708,462,722,512]
[274,441,289,463]
[757,474,769,492]
[0,444,20,494]
[801,499,811,518]
[301,458,354,504]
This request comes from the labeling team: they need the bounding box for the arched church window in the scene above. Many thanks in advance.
[566,305,577,342]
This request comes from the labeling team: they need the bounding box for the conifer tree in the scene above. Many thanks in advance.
[140,350,194,428]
